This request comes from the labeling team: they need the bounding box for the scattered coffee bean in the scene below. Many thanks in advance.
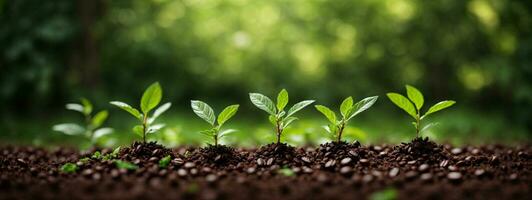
[246,167,256,174]
[206,174,218,182]
[266,158,274,166]
[407,160,417,165]
[340,157,352,165]
[177,169,187,177]
[325,160,336,168]
[362,174,374,183]
[172,158,184,165]
[420,173,433,181]
[440,160,449,168]
[451,148,462,155]
[389,168,399,177]
[256,158,265,166]
[405,171,418,179]
[340,166,352,174]
[474,169,485,177]
[448,165,458,171]
[302,166,313,174]
[359,159,369,165]
[349,150,359,157]
[447,172,462,180]
[184,162,195,168]
[418,164,429,172]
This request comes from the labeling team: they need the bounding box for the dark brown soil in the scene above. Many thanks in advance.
[0,138,530,200]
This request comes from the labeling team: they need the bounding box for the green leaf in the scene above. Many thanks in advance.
[348,96,378,120]
[340,97,354,118]
[277,89,289,111]
[282,117,298,129]
[147,124,165,134]
[278,168,295,177]
[91,110,108,128]
[148,102,171,124]
[406,85,424,110]
[60,163,78,173]
[423,100,456,118]
[315,105,336,124]
[199,129,216,137]
[286,100,315,118]
[133,125,144,137]
[386,93,417,119]
[92,127,113,141]
[159,155,171,168]
[219,129,237,138]
[66,103,84,113]
[420,122,438,134]
[91,151,102,159]
[249,93,276,115]
[114,160,138,170]
[53,123,85,135]
[217,104,239,126]
[111,146,121,158]
[110,101,142,119]
[140,82,162,114]
[191,100,216,125]
[80,98,93,115]
[268,115,277,125]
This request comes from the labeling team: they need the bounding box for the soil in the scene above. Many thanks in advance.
[0,137,530,200]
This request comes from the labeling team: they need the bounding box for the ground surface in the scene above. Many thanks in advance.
[0,138,530,200]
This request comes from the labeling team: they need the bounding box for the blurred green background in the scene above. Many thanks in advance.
[1,0,531,148]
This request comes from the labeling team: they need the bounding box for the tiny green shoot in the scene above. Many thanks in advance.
[114,160,139,170]
[315,96,378,143]
[60,163,78,173]
[110,82,171,143]
[249,89,315,144]
[278,167,295,177]
[53,98,113,145]
[191,100,239,146]
[159,155,171,168]
[370,188,398,200]
[387,85,456,138]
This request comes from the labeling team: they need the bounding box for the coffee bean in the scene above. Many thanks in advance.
[206,174,218,182]
[451,148,462,155]
[190,168,198,175]
[177,169,187,177]
[303,167,313,174]
[362,174,373,183]
[420,173,433,181]
[246,167,256,174]
[474,169,485,177]
[340,157,352,165]
[389,168,399,177]
[172,158,184,165]
[82,169,93,176]
[405,171,418,179]
[447,172,462,180]
[340,166,352,174]
[325,160,336,168]
[440,160,449,168]
[256,158,265,166]
[349,150,359,157]
[149,157,158,162]
[266,158,274,166]
[359,159,369,165]
[373,146,383,151]
[184,162,195,168]
[301,157,311,163]
[92,173,101,180]
[448,165,458,171]
[418,164,429,172]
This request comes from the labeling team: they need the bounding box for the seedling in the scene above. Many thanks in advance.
[387,85,455,138]
[315,96,378,143]
[191,100,239,146]
[249,89,315,144]
[60,163,78,173]
[53,98,113,145]
[114,160,139,170]
[159,155,171,168]
[110,82,171,143]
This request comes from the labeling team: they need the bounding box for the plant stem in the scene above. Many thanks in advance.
[415,114,420,138]
[142,115,148,143]
[275,119,282,144]
[214,133,218,146]
[337,122,345,143]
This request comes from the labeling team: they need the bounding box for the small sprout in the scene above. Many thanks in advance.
[387,85,456,138]
[78,157,90,164]
[191,100,239,146]
[60,163,78,173]
[159,155,171,168]
[370,188,397,200]
[53,98,113,145]
[249,89,314,144]
[91,151,102,160]
[114,160,139,170]
[110,82,171,143]
[278,167,295,177]
[110,146,121,158]
[315,96,378,143]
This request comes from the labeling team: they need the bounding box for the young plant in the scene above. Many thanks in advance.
[110,82,171,143]
[53,98,113,145]
[249,89,315,144]
[191,100,239,146]
[387,85,456,138]
[315,96,378,143]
